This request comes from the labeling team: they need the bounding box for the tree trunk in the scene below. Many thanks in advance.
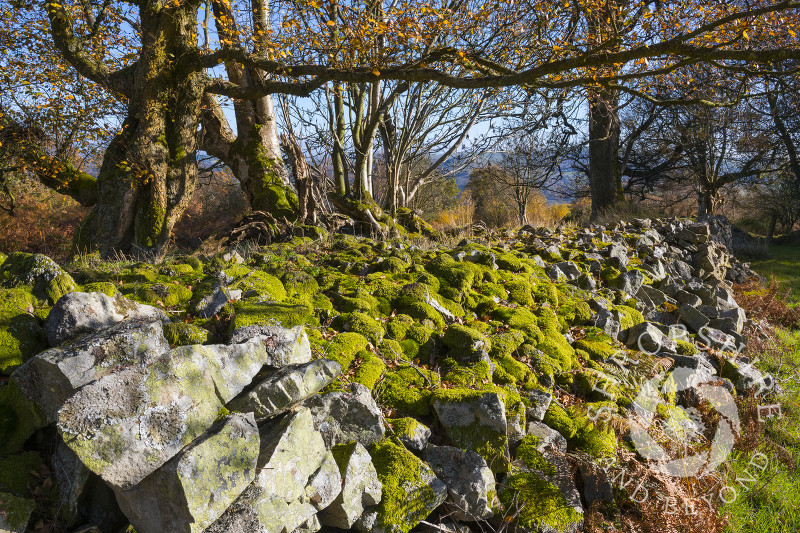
[766,210,778,242]
[588,89,622,217]
[280,133,317,224]
[332,82,348,196]
[75,4,203,256]
[208,0,298,219]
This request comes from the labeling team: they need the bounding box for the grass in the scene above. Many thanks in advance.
[719,328,800,532]
[748,242,800,304]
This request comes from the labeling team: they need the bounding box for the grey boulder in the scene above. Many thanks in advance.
[227,358,341,420]
[306,382,385,448]
[424,445,496,521]
[319,442,383,529]
[114,413,260,533]
[44,291,168,346]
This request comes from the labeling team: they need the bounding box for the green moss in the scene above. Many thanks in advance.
[333,289,381,317]
[489,330,525,359]
[378,339,404,360]
[387,314,414,340]
[574,369,622,402]
[280,271,320,300]
[495,354,537,388]
[500,437,581,532]
[399,339,420,359]
[333,312,384,345]
[543,402,616,457]
[387,417,425,440]
[0,451,42,495]
[615,305,644,330]
[558,299,592,326]
[490,307,543,342]
[575,339,621,361]
[478,282,508,301]
[163,322,209,346]
[378,365,439,416]
[81,281,118,297]
[231,298,316,331]
[442,359,493,387]
[537,334,576,372]
[324,332,370,372]
[231,271,287,301]
[442,324,491,355]
[0,288,47,373]
[506,279,533,307]
[496,253,523,272]
[352,349,387,391]
[0,492,36,531]
[676,340,698,355]
[531,280,559,307]
[0,379,47,455]
[368,439,443,533]
[426,254,477,292]
[134,283,193,307]
[45,272,77,303]
[396,301,444,331]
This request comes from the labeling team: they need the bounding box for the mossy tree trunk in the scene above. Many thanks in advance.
[201,0,299,220]
[70,2,204,256]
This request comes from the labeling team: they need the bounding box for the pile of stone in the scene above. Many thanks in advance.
[0,215,777,533]
[526,215,772,393]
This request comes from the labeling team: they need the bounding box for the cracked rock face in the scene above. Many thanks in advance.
[57,337,271,490]
[114,413,260,533]
[227,358,341,420]
[44,292,168,347]
[424,445,496,521]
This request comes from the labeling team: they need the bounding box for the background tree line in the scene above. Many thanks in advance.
[1,0,800,257]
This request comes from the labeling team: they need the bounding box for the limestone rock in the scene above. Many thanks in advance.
[625,322,676,354]
[424,445,496,521]
[367,439,448,533]
[307,383,385,448]
[205,408,328,533]
[229,324,312,367]
[432,392,510,473]
[57,337,270,489]
[194,285,241,319]
[12,319,168,423]
[228,359,341,420]
[44,292,168,347]
[319,442,383,529]
[114,413,259,533]
[525,389,552,422]
[678,304,710,333]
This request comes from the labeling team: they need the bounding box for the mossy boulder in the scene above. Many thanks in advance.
[352,350,387,391]
[281,271,320,300]
[366,439,447,533]
[378,365,439,417]
[163,322,210,346]
[0,379,47,455]
[431,390,510,473]
[386,314,414,340]
[0,252,76,304]
[333,312,384,345]
[0,288,47,374]
[324,332,370,372]
[231,299,316,332]
[442,324,491,358]
[543,402,616,457]
[231,271,287,301]
[134,282,193,308]
[500,436,583,533]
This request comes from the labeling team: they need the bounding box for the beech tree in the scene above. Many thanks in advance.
[22,0,800,254]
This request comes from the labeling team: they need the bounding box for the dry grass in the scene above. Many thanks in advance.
[0,177,88,262]
[734,277,800,329]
